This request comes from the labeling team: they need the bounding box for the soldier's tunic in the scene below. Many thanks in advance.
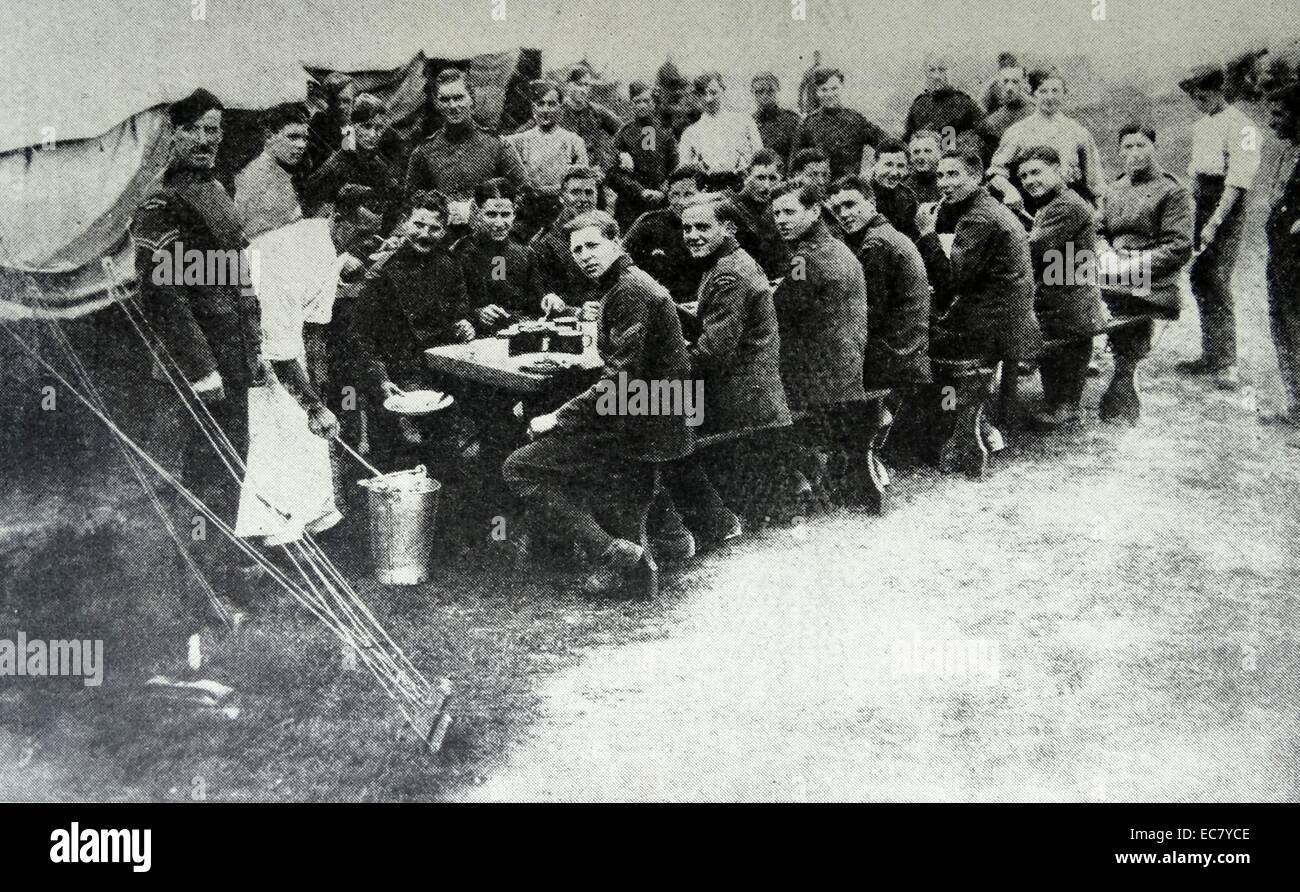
[1096,164,1194,358]
[919,186,1041,361]
[793,106,887,179]
[453,231,543,325]
[131,166,264,575]
[844,214,933,387]
[754,105,801,165]
[607,118,678,232]
[1028,185,1109,408]
[529,214,602,308]
[404,121,526,200]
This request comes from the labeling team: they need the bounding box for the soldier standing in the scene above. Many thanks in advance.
[131,88,266,614]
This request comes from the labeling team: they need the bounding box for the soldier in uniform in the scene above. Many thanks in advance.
[1262,81,1300,437]
[131,88,268,613]
[607,81,678,234]
[506,211,694,598]
[770,179,871,500]
[1094,123,1194,423]
[1016,147,1108,429]
[623,164,708,303]
[827,175,932,390]
[534,166,604,315]
[751,73,801,165]
[404,69,526,242]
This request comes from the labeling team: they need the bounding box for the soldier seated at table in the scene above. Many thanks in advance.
[1016,147,1109,430]
[662,194,793,544]
[827,175,933,392]
[453,177,542,333]
[770,179,872,503]
[916,145,1041,438]
[505,210,695,598]
[533,166,604,316]
[351,190,477,470]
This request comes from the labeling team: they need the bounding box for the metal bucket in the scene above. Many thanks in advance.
[358,466,442,585]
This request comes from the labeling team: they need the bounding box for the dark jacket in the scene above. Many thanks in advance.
[919,186,1042,360]
[875,181,920,242]
[607,118,678,229]
[554,101,623,171]
[404,122,526,199]
[732,193,792,279]
[773,219,870,408]
[846,215,933,386]
[351,242,471,391]
[554,255,694,462]
[1267,151,1300,293]
[794,107,887,179]
[978,96,1033,158]
[624,208,705,302]
[908,171,941,205]
[1097,165,1194,315]
[905,87,985,139]
[302,147,402,231]
[755,106,801,162]
[131,168,262,387]
[1028,186,1109,338]
[453,231,542,321]
[529,216,602,307]
[689,238,792,435]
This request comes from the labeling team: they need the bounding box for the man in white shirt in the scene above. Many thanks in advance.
[679,72,763,192]
[1178,65,1262,388]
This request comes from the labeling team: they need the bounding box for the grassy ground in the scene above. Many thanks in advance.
[2,93,1297,801]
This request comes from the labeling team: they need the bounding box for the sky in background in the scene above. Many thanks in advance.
[5,0,1299,142]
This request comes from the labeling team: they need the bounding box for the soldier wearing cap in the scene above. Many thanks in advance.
[1177,64,1262,390]
[1262,80,1300,437]
[131,88,268,613]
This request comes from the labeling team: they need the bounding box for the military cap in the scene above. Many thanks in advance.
[168,88,224,127]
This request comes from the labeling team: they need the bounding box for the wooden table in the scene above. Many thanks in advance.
[424,323,603,396]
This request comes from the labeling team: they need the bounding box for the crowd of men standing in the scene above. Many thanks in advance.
[132,50,1300,606]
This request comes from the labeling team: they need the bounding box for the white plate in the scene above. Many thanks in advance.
[384,390,454,416]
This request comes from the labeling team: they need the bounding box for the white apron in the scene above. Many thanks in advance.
[235,220,343,544]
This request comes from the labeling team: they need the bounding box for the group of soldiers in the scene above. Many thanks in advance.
[130,52,1300,604]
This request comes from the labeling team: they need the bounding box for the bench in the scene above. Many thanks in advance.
[931,358,999,480]
[1036,288,1161,425]
[782,388,898,516]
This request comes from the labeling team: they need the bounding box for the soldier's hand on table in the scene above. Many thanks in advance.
[453,319,477,342]
[307,404,340,440]
[619,151,635,171]
[476,304,510,327]
[528,412,559,439]
[541,294,568,317]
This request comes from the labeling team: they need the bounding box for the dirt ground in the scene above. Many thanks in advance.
[2,105,1298,802]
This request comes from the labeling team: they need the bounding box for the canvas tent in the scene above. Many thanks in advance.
[0,0,549,321]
